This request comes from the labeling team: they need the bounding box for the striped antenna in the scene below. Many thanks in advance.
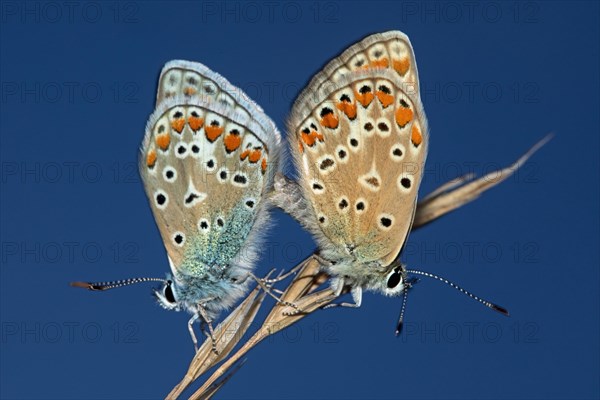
[395,287,410,336]
[395,276,418,336]
[70,277,167,291]
[406,269,509,316]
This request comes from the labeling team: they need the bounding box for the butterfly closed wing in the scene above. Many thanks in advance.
[141,60,281,328]
[73,60,281,350]
[272,31,513,333]
[273,31,427,304]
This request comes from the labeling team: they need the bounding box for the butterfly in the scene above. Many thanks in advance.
[271,31,508,333]
[72,60,282,349]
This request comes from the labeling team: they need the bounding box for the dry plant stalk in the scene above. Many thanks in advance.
[412,135,552,229]
[166,256,331,400]
[165,136,550,399]
[166,285,267,399]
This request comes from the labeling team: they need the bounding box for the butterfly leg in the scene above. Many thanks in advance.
[312,252,335,267]
[260,252,333,301]
[261,263,303,285]
[282,276,359,315]
[187,313,200,352]
[322,279,363,309]
[233,270,284,294]
[197,304,219,355]
[248,273,304,313]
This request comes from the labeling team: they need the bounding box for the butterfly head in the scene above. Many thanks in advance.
[350,259,408,297]
[380,263,408,296]
[153,275,182,311]
[324,253,408,297]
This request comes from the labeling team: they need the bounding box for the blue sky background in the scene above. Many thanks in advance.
[1,1,598,399]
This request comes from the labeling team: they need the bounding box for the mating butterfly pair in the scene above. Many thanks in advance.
[73,31,508,348]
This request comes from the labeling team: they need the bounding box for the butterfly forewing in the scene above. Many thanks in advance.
[289,31,428,267]
[294,31,420,116]
[155,60,279,152]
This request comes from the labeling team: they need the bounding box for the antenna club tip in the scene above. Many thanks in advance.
[70,281,92,289]
[492,304,510,317]
[70,281,106,291]
[395,323,403,337]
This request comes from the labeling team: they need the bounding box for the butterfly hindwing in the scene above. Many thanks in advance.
[288,31,428,267]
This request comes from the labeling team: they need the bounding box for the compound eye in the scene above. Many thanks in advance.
[164,282,176,303]
[386,271,402,289]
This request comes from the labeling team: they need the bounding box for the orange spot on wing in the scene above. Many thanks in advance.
[411,125,423,147]
[205,125,224,142]
[224,133,242,152]
[393,58,410,76]
[146,150,157,168]
[240,149,250,160]
[376,91,394,108]
[261,158,267,174]
[395,107,413,128]
[171,118,185,133]
[301,132,315,146]
[370,58,389,68]
[320,113,339,129]
[183,87,197,96]
[355,90,374,108]
[336,101,357,120]
[301,130,324,147]
[249,149,262,163]
[156,133,170,150]
[298,140,304,153]
[188,116,204,131]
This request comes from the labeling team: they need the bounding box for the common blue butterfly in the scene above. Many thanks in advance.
[72,60,282,349]
[272,31,508,333]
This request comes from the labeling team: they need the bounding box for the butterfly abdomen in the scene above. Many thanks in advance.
[174,270,251,318]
